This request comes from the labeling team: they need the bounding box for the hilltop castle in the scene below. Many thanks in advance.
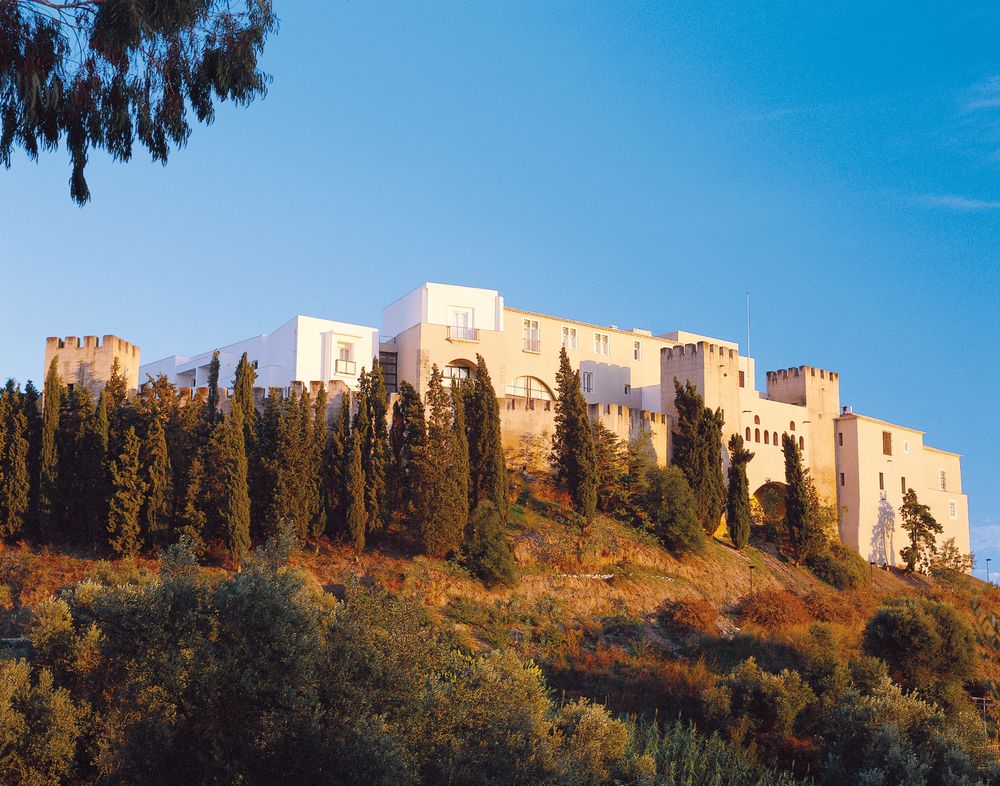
[47,282,970,568]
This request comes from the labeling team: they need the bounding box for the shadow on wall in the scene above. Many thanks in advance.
[869,496,895,567]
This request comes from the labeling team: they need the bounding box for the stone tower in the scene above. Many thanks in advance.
[43,335,141,395]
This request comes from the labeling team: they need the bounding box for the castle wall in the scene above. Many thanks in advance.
[44,335,140,394]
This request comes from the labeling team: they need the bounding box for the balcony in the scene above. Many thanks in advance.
[448,326,479,342]
[335,359,357,376]
[522,337,540,353]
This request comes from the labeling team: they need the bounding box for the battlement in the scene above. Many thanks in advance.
[46,334,140,355]
[662,341,739,363]
[765,365,839,383]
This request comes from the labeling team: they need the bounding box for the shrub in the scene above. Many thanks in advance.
[635,466,704,553]
[656,597,718,633]
[806,544,868,590]
[465,501,517,588]
[862,597,978,711]
[721,657,817,738]
[738,590,811,630]
[803,589,870,625]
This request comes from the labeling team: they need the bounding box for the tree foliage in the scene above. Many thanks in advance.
[552,347,597,523]
[636,465,704,554]
[781,433,825,566]
[1,0,277,204]
[899,488,943,573]
[465,354,508,524]
[671,379,725,535]
[725,433,753,550]
[107,425,145,556]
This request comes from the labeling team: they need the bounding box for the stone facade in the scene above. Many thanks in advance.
[44,335,140,395]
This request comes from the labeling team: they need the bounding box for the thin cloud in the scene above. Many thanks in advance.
[916,193,1000,211]
[962,76,1000,112]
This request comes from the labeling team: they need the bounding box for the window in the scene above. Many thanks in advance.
[799,436,804,451]
[633,340,641,361]
[581,371,594,393]
[506,376,554,400]
[594,332,609,355]
[754,428,760,443]
[449,307,477,340]
[901,477,907,495]
[939,470,946,491]
[789,421,796,431]
[838,432,843,447]
[764,431,770,445]
[745,427,751,441]
[444,364,471,380]
[338,342,353,361]
[903,440,910,454]
[948,500,958,520]
[774,432,779,446]
[882,431,892,456]
[561,326,577,349]
[879,472,884,491]
[738,370,745,387]
[754,415,760,425]
[335,343,357,375]
[522,319,540,352]
[840,473,845,487]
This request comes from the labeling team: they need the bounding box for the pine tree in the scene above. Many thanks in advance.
[671,379,725,535]
[39,358,62,542]
[205,350,221,423]
[104,356,131,460]
[781,433,824,565]
[176,454,208,558]
[107,426,146,557]
[725,434,754,550]
[364,360,389,533]
[465,355,509,523]
[389,382,427,535]
[140,413,172,540]
[551,348,597,523]
[207,414,251,569]
[0,406,29,541]
[346,428,366,550]
[899,488,943,573]
[252,387,283,540]
[421,366,466,558]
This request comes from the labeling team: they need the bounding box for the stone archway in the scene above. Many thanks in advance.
[753,481,787,525]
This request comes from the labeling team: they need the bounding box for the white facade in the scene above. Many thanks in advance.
[383,282,505,339]
[140,315,379,391]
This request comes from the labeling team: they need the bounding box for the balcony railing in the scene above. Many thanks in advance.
[522,337,540,353]
[335,359,357,375]
[448,326,479,341]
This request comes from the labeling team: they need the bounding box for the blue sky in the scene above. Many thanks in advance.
[2,2,998,574]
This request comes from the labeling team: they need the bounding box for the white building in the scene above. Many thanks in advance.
[140,315,380,392]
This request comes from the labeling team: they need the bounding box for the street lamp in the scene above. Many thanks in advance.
[869,560,876,586]
[749,564,756,594]
[988,558,992,586]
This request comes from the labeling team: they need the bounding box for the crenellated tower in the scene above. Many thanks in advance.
[43,335,141,395]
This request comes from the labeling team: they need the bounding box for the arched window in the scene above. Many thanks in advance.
[789,421,796,431]
[504,375,555,401]
[764,431,770,445]
[754,428,760,443]
[799,436,805,451]
[773,431,779,445]
[754,415,760,425]
[745,427,751,441]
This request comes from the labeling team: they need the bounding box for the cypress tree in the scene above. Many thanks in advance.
[231,353,257,433]
[140,413,172,540]
[725,434,754,550]
[205,350,221,423]
[77,392,109,549]
[207,414,251,569]
[389,382,427,535]
[465,501,516,588]
[270,392,312,543]
[0,407,29,541]
[104,356,131,459]
[421,366,466,558]
[107,426,146,557]
[309,386,328,543]
[252,387,283,540]
[451,381,471,525]
[465,354,509,523]
[346,428,366,550]
[552,347,597,523]
[176,454,208,558]
[781,433,824,565]
[364,360,388,533]
[353,371,374,535]
[21,380,41,536]
[325,392,350,536]
[39,358,62,542]
[672,379,725,535]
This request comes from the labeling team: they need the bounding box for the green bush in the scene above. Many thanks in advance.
[806,544,867,590]
[465,501,517,588]
[635,466,704,553]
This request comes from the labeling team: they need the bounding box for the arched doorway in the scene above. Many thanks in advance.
[753,481,787,525]
[444,358,476,383]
